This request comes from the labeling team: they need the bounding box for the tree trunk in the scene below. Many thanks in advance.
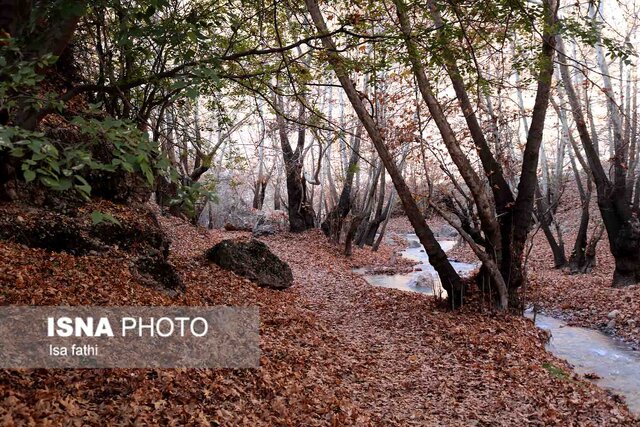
[557,36,640,287]
[305,0,464,307]
[395,0,502,266]
[506,0,559,304]
[535,185,566,268]
[275,96,315,232]
[321,122,362,242]
[359,169,386,247]
[394,0,558,308]
[568,185,592,273]
[427,0,516,279]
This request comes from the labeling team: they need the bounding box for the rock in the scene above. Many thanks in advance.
[134,254,184,294]
[205,239,293,290]
[366,266,402,275]
[607,310,621,319]
[407,239,422,248]
[197,171,261,230]
[607,319,616,329]
[252,213,287,237]
[252,223,276,237]
[410,272,435,289]
[627,319,637,328]
[433,224,459,239]
[230,212,258,231]
[224,222,252,232]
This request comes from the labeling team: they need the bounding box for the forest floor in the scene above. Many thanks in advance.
[424,194,640,348]
[0,203,637,425]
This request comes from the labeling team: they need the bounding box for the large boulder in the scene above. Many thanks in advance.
[197,171,258,230]
[433,224,459,239]
[407,238,422,248]
[205,239,293,290]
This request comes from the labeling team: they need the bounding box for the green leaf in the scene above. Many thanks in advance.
[543,363,568,380]
[10,147,25,157]
[51,178,72,191]
[23,169,36,182]
[91,210,121,226]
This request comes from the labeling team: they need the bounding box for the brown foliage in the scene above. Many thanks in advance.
[0,207,636,425]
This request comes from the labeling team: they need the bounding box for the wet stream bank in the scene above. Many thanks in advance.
[356,233,640,415]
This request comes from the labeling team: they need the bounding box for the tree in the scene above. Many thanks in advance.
[275,95,315,232]
[305,0,465,308]
[557,36,640,287]
[391,0,559,308]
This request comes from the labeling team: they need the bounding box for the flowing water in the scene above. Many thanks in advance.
[354,233,478,298]
[527,311,640,414]
[356,233,640,415]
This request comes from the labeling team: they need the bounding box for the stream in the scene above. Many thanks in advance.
[357,233,640,415]
[354,234,478,297]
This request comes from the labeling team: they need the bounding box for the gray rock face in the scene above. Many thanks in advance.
[205,239,293,290]
[252,212,288,237]
[197,172,258,230]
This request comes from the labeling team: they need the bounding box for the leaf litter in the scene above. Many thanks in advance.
[0,204,637,425]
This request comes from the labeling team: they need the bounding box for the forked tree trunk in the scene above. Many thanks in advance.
[395,0,558,309]
[427,0,515,280]
[395,0,502,266]
[275,96,315,232]
[504,0,558,305]
[535,185,566,268]
[321,123,362,242]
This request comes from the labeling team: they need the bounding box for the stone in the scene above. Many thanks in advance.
[607,310,621,319]
[197,171,260,230]
[410,272,435,289]
[252,223,276,237]
[134,254,185,294]
[434,224,459,239]
[252,212,287,237]
[627,319,637,328]
[607,319,616,329]
[407,239,422,248]
[224,222,252,232]
[205,239,293,290]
